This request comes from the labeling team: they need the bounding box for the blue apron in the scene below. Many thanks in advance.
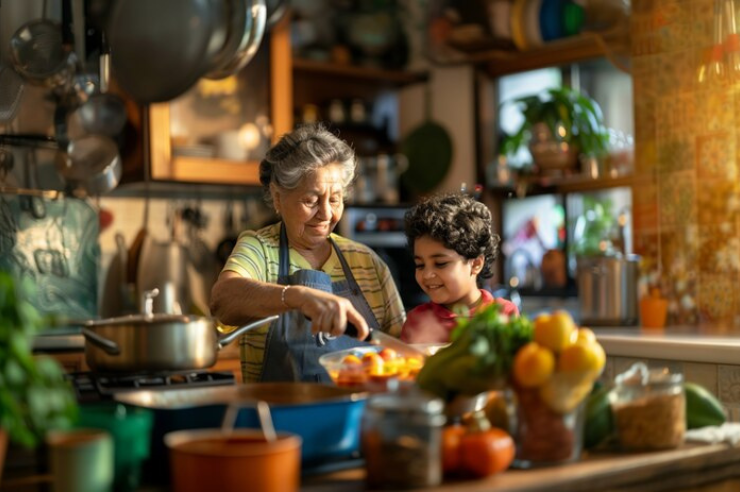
[260,223,379,382]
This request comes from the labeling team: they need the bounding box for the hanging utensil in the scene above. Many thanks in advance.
[55,134,122,195]
[21,149,46,219]
[0,0,24,124]
[206,0,267,79]
[107,0,230,102]
[10,0,76,89]
[266,0,289,27]
[74,31,127,137]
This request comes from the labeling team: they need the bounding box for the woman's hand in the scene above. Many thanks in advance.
[287,286,370,340]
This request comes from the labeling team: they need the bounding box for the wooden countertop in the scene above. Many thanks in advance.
[302,444,740,492]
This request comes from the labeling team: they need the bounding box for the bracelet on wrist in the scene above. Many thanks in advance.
[281,285,291,308]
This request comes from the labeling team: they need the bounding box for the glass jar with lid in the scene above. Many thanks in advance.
[611,362,686,450]
[362,389,445,489]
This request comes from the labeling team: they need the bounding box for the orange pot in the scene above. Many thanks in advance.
[165,429,301,492]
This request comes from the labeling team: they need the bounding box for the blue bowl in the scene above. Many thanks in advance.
[116,383,368,483]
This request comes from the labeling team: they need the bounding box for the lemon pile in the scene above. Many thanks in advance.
[512,310,606,413]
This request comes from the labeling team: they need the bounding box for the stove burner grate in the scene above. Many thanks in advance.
[67,370,236,402]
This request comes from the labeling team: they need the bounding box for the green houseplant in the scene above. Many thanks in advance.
[0,271,77,475]
[499,86,610,172]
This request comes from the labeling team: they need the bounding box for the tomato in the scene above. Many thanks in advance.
[441,424,466,474]
[378,348,397,361]
[460,428,515,477]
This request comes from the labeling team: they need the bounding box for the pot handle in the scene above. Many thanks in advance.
[217,315,280,349]
[81,328,121,355]
[221,401,277,442]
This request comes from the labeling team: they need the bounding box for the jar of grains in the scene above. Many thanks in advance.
[362,389,445,489]
[611,363,686,450]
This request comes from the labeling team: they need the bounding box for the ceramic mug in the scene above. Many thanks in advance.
[47,428,114,492]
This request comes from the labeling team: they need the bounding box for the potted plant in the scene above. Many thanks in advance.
[0,272,77,481]
[499,86,610,174]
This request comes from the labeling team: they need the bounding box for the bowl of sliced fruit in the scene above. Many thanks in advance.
[319,346,425,391]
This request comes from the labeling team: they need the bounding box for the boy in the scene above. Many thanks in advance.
[401,193,518,343]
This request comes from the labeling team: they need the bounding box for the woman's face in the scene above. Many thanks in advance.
[413,235,484,309]
[272,164,345,249]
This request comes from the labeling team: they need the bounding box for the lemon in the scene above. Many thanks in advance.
[576,327,597,345]
[534,310,577,352]
[558,343,596,372]
[539,371,597,414]
[513,342,555,388]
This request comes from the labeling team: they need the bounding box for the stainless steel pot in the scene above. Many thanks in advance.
[82,290,278,372]
[577,254,640,326]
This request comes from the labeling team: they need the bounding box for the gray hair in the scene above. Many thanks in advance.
[259,123,356,208]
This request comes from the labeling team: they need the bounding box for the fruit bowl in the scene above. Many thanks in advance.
[319,346,425,391]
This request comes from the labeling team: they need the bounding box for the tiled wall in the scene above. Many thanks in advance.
[631,0,740,331]
[603,355,740,421]
[96,194,273,316]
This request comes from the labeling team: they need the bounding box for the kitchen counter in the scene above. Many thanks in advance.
[34,326,740,364]
[302,443,740,492]
[594,327,740,365]
[7,443,733,492]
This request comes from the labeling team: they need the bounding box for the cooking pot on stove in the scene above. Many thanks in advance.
[82,289,278,373]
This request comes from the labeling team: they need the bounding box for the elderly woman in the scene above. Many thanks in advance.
[210,124,406,382]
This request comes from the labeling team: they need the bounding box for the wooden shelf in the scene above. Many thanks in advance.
[492,172,653,198]
[437,28,629,77]
[292,58,428,87]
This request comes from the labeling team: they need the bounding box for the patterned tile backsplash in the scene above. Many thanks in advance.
[632,0,740,329]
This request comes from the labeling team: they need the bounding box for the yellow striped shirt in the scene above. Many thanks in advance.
[222,222,406,382]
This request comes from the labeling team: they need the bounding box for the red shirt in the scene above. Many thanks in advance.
[400,289,519,344]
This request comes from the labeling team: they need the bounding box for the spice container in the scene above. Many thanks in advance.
[362,390,445,489]
[611,363,685,450]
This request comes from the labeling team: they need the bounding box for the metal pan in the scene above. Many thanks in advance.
[107,0,229,102]
[82,310,279,373]
[206,0,266,79]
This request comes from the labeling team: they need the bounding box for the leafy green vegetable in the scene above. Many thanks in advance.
[0,272,77,448]
[417,303,534,400]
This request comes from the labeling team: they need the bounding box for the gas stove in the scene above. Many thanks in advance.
[68,370,236,402]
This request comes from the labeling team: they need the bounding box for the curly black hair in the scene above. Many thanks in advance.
[404,193,500,286]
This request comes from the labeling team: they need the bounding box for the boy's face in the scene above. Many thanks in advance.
[413,235,484,309]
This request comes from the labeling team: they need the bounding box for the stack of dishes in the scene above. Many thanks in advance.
[511,0,581,50]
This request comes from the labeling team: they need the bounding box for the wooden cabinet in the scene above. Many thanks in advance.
[121,18,293,187]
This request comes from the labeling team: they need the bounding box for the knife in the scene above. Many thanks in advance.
[345,323,426,359]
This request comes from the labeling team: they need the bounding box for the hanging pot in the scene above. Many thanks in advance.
[82,290,279,373]
[206,0,267,80]
[107,0,229,102]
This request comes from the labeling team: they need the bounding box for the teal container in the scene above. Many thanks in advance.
[76,403,154,492]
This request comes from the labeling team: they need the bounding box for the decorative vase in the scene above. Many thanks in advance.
[528,122,579,175]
